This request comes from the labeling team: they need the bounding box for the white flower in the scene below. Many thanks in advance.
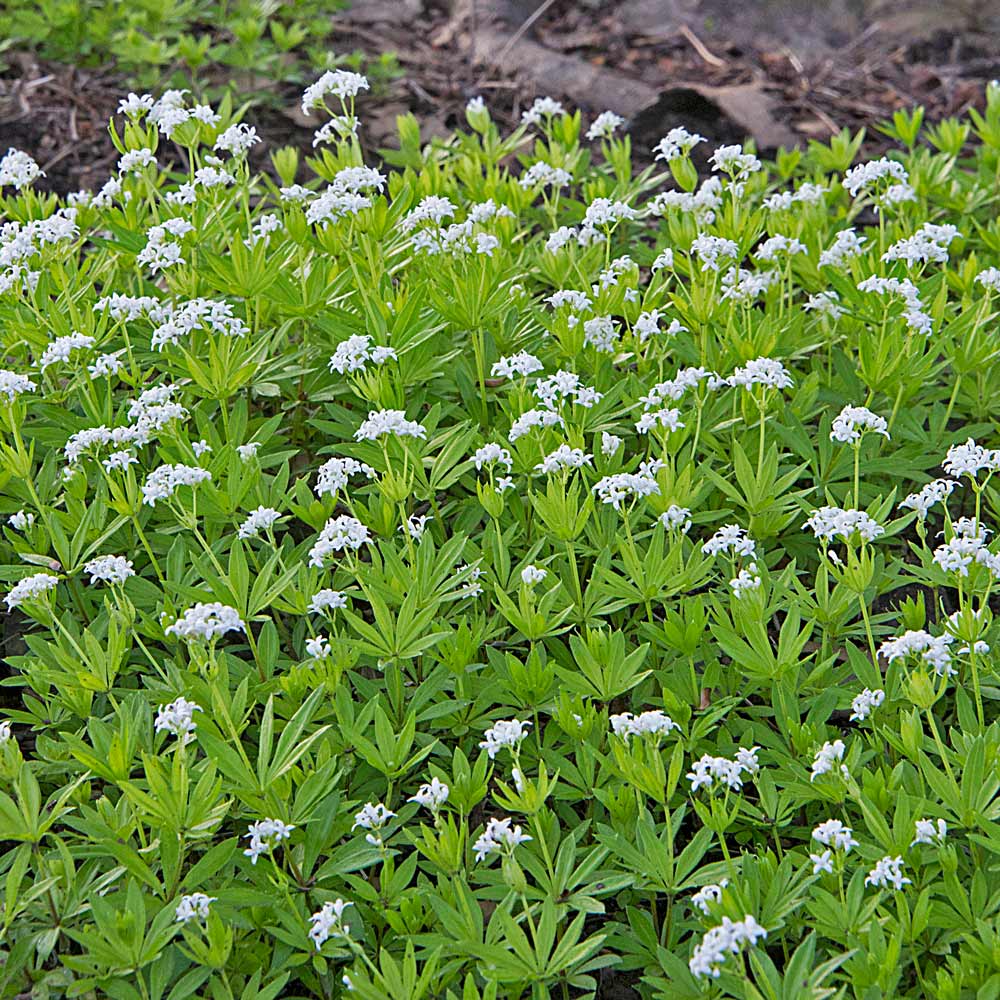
[117,148,156,174]
[409,776,450,816]
[865,856,911,891]
[302,70,369,115]
[87,352,122,378]
[943,438,1000,480]
[243,817,294,864]
[730,565,761,598]
[103,450,138,473]
[521,97,565,126]
[400,195,456,232]
[883,222,960,266]
[5,573,59,609]
[508,407,564,442]
[850,688,885,721]
[479,719,531,759]
[38,332,96,371]
[755,235,806,261]
[911,818,947,846]
[601,431,623,456]
[355,409,426,441]
[214,123,260,156]
[117,93,155,117]
[879,629,955,676]
[7,510,33,531]
[830,405,889,444]
[658,505,692,533]
[583,315,619,353]
[900,479,957,519]
[306,188,371,225]
[491,352,543,378]
[175,893,214,923]
[391,513,425,543]
[805,507,884,544]
[812,819,859,851]
[473,443,513,471]
[305,635,331,659]
[521,564,547,585]
[519,162,572,189]
[136,225,185,273]
[810,740,849,782]
[0,370,37,401]
[582,198,637,229]
[810,851,834,875]
[805,291,845,318]
[473,817,532,861]
[653,127,705,162]
[330,334,397,374]
[729,357,793,390]
[691,880,728,914]
[690,234,739,272]
[702,524,756,559]
[237,442,261,461]
[586,111,624,140]
[687,749,758,793]
[689,916,768,979]
[142,464,211,506]
[353,802,396,847]
[710,143,761,177]
[309,898,353,949]
[819,228,867,267]
[309,589,346,614]
[593,469,661,511]
[635,407,684,435]
[843,158,908,198]
[84,555,134,586]
[610,710,678,741]
[975,267,1000,291]
[0,149,43,189]
[238,506,282,540]
[456,564,485,598]
[314,456,375,498]
[309,515,370,567]
[155,696,202,742]
[166,603,245,642]
[535,444,592,474]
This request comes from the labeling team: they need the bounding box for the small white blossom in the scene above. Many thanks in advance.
[84,555,135,585]
[911,818,947,846]
[309,898,353,949]
[155,696,202,742]
[865,856,911,891]
[473,817,532,861]
[479,719,531,759]
[6,573,59,609]
[586,111,624,140]
[810,740,849,781]
[166,603,245,642]
[850,688,885,721]
[243,818,295,864]
[175,893,214,923]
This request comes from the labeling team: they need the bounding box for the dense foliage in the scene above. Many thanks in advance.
[0,0,397,101]
[2,76,1000,1000]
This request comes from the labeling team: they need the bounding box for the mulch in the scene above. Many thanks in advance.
[0,0,997,194]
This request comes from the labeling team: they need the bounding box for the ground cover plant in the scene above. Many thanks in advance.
[3,74,1000,1000]
[0,0,399,104]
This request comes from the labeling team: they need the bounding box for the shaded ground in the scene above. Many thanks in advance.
[1,0,998,194]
